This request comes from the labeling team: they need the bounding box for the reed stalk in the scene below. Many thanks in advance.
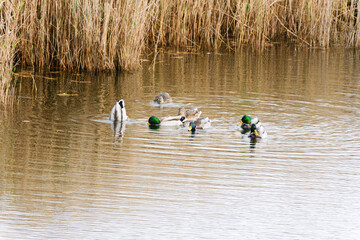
[1,0,360,105]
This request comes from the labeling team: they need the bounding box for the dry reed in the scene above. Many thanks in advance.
[16,0,360,72]
[1,0,360,105]
[0,0,22,106]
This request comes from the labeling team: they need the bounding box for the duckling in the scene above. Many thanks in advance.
[109,99,128,121]
[188,117,211,133]
[238,115,261,130]
[148,116,186,127]
[249,123,267,139]
[153,92,172,104]
[178,107,202,121]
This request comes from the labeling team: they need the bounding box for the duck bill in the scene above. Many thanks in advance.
[254,129,259,137]
[188,126,193,131]
[237,121,243,126]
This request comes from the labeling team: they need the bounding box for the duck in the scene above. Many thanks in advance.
[238,115,261,130]
[249,123,267,139]
[148,116,186,127]
[178,107,202,121]
[188,117,211,133]
[109,99,128,121]
[153,92,172,104]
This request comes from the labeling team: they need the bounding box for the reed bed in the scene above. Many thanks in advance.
[1,0,360,105]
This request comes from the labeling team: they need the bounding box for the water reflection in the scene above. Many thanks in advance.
[111,121,126,143]
[1,46,360,240]
[148,124,160,130]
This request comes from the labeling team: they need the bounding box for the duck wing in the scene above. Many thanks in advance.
[160,116,183,126]
[257,125,267,138]
[194,117,211,129]
[186,108,202,118]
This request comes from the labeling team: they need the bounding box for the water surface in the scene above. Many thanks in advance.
[1,47,360,239]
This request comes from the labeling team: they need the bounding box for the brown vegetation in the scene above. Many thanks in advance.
[1,0,360,105]
[0,0,21,106]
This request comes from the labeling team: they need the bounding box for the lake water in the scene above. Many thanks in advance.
[1,47,360,239]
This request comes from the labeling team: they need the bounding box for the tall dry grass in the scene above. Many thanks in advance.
[18,0,152,72]
[10,0,360,70]
[0,0,22,106]
[2,0,360,105]
[17,0,360,72]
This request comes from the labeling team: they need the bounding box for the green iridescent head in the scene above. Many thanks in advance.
[241,115,251,125]
[148,116,160,125]
[188,121,196,132]
[250,123,257,132]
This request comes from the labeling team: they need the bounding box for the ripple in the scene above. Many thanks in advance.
[2,49,360,240]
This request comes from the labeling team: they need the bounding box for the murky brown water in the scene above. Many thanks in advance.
[1,47,360,239]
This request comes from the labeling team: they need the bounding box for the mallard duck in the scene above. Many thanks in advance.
[188,117,211,133]
[178,107,202,121]
[109,99,128,121]
[249,123,267,139]
[153,92,172,104]
[148,116,186,127]
[238,115,261,130]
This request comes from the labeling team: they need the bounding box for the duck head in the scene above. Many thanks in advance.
[180,116,186,123]
[157,96,164,104]
[250,123,259,137]
[238,115,251,125]
[188,121,196,133]
[148,116,160,125]
[178,107,185,116]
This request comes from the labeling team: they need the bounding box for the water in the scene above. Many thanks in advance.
[1,47,360,239]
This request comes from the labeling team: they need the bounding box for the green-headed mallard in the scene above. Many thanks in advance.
[148,116,186,127]
[249,123,267,139]
[153,92,172,104]
[178,107,202,121]
[238,115,260,130]
[188,117,211,133]
[109,99,128,121]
